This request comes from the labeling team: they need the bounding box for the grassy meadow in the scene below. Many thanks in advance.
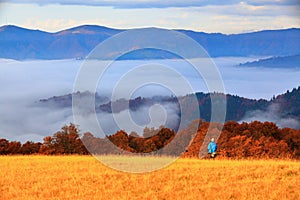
[0,156,299,200]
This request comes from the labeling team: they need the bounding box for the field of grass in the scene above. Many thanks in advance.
[0,156,299,200]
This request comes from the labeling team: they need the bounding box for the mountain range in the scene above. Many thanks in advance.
[1,25,300,60]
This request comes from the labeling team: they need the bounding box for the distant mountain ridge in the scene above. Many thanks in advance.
[239,54,300,68]
[1,25,300,60]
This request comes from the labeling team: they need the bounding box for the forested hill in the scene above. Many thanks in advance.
[1,25,300,60]
[39,86,300,128]
[271,86,300,120]
[239,55,300,68]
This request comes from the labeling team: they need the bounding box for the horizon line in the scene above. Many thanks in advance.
[1,23,300,35]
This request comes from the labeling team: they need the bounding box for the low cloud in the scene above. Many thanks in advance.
[97,102,180,137]
[240,103,300,129]
[0,94,180,142]
[1,58,299,142]
[0,99,73,142]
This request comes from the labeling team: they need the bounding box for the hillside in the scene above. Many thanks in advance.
[271,87,300,120]
[38,91,109,108]
[239,54,300,68]
[39,92,267,124]
[1,25,300,60]
[38,87,300,128]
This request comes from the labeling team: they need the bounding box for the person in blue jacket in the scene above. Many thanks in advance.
[208,138,217,158]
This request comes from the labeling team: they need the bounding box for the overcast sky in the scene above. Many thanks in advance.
[0,0,299,33]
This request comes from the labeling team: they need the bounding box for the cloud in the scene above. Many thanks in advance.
[0,59,80,142]
[2,0,299,8]
[22,18,112,33]
[1,1,299,34]
[0,101,74,142]
[240,103,300,129]
[95,103,180,137]
[1,58,300,142]
[189,3,300,17]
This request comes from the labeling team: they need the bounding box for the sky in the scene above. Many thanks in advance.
[0,0,299,33]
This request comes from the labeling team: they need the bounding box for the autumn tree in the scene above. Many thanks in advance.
[0,139,21,155]
[39,136,55,155]
[40,123,89,155]
[19,141,42,155]
[0,139,9,155]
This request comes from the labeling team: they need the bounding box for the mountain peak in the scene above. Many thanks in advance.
[0,25,28,32]
[0,25,49,35]
[55,24,121,35]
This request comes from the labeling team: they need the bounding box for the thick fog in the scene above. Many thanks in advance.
[0,57,300,142]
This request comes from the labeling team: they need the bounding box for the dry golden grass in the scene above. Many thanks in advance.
[0,155,299,200]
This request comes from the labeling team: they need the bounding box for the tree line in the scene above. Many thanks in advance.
[181,120,300,159]
[0,124,89,155]
[0,120,299,159]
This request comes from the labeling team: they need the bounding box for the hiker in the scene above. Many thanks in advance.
[208,138,217,158]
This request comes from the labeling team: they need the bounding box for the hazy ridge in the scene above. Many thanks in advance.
[1,25,300,60]
[240,54,300,68]
[39,86,300,129]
